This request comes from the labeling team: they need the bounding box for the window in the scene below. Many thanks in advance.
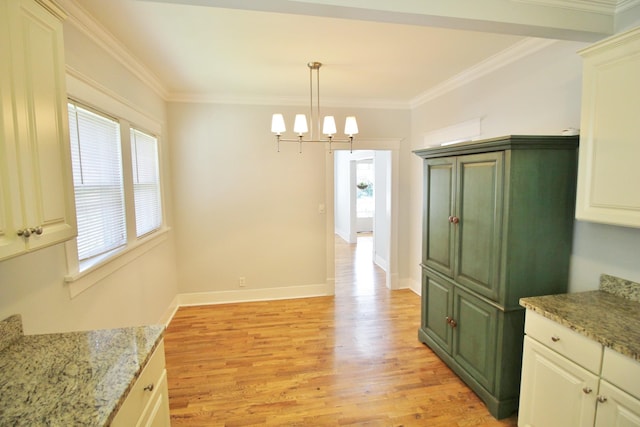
[356,160,374,219]
[66,99,165,280]
[68,103,126,261]
[130,128,162,237]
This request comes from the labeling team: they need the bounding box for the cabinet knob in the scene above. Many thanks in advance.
[597,395,608,403]
[448,216,460,224]
[143,383,154,392]
[16,226,43,238]
[550,336,560,342]
[449,318,457,328]
[583,387,592,394]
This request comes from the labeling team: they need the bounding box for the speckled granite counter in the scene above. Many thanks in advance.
[520,274,640,362]
[0,318,164,426]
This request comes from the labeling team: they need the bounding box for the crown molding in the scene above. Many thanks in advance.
[410,37,557,109]
[511,0,616,14]
[37,0,67,20]
[617,0,640,12]
[56,0,169,101]
[512,0,640,14]
[167,93,411,110]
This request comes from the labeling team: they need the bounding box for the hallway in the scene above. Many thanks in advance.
[335,232,386,297]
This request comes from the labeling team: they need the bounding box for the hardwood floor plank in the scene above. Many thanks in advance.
[165,234,518,426]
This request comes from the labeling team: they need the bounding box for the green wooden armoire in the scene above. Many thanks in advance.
[414,135,579,419]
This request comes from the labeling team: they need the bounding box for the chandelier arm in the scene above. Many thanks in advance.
[277,137,353,143]
[316,64,321,140]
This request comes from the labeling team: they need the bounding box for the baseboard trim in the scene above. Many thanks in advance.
[159,295,179,327]
[402,277,421,296]
[177,283,333,307]
[374,254,389,272]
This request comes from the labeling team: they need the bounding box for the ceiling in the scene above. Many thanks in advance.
[62,0,630,108]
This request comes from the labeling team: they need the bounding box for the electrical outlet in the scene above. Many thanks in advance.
[238,276,246,288]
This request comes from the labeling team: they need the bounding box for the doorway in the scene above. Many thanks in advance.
[355,159,374,234]
[333,148,394,289]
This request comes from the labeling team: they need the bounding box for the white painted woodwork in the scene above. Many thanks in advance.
[111,341,171,427]
[595,381,640,427]
[524,310,603,373]
[576,26,640,229]
[0,0,76,261]
[519,310,640,427]
[519,336,599,427]
[601,347,640,400]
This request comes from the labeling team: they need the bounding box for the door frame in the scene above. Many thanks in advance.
[325,138,402,293]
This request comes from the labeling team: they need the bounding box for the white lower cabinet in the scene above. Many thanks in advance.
[519,337,598,427]
[519,310,640,427]
[111,341,171,427]
[595,381,640,427]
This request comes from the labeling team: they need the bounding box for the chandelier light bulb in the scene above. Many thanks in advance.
[293,114,308,135]
[322,116,337,136]
[271,114,286,135]
[344,116,359,136]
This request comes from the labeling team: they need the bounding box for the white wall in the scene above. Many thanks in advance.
[334,151,354,243]
[407,39,640,294]
[169,102,329,295]
[616,4,640,33]
[168,103,409,299]
[0,20,179,334]
[374,151,391,272]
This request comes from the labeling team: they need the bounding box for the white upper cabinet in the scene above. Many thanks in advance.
[576,26,640,228]
[0,0,76,261]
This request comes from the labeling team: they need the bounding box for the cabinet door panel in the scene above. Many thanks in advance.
[0,0,23,260]
[422,270,453,353]
[595,381,640,427]
[455,152,503,300]
[576,28,640,228]
[423,158,455,276]
[453,288,497,392]
[140,370,171,427]
[519,337,598,427]
[13,0,76,249]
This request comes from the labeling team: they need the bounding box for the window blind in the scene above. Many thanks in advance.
[68,103,126,261]
[130,128,162,237]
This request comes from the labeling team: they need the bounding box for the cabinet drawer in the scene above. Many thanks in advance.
[112,340,167,426]
[602,348,640,400]
[525,311,602,373]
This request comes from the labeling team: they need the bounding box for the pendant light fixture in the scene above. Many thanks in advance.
[271,62,358,153]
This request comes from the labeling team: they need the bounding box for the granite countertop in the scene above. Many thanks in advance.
[0,318,164,426]
[520,279,640,362]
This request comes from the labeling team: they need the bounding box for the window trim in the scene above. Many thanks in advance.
[130,127,163,237]
[64,72,168,298]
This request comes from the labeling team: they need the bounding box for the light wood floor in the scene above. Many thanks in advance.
[164,234,519,426]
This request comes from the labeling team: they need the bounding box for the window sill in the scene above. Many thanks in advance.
[64,227,170,298]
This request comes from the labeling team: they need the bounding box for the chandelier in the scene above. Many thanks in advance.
[271,62,358,153]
